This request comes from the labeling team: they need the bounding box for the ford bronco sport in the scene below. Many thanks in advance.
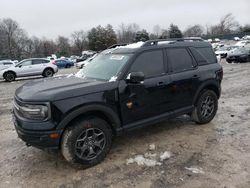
[13,39,223,167]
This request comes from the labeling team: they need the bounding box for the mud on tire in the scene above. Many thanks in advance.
[61,117,112,167]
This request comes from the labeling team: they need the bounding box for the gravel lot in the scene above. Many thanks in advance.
[0,61,250,188]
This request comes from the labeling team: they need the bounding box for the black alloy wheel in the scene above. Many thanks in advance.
[75,128,106,161]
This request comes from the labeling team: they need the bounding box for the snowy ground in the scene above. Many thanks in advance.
[0,61,250,188]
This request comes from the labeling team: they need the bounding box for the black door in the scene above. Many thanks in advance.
[166,48,200,109]
[119,49,173,125]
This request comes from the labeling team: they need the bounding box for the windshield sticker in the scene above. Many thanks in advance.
[110,55,124,60]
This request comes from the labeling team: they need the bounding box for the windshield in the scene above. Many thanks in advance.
[76,53,132,81]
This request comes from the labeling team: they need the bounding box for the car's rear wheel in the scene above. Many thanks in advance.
[65,64,70,68]
[192,90,218,124]
[43,68,54,77]
[61,117,112,167]
[4,71,16,82]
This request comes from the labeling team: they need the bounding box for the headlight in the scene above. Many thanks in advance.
[14,102,49,121]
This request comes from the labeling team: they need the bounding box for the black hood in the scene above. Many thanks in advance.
[15,76,117,102]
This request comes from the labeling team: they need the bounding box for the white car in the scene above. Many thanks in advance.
[234,40,250,47]
[75,54,98,69]
[215,46,238,58]
[242,35,250,40]
[0,60,15,71]
[0,58,58,82]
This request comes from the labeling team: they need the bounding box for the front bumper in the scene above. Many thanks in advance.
[12,113,62,149]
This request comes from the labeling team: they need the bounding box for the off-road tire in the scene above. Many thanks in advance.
[192,90,218,124]
[61,117,112,167]
[4,71,16,82]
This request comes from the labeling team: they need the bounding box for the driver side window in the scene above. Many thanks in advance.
[129,50,164,78]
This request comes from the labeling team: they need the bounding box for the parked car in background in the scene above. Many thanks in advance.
[234,40,250,47]
[53,59,74,68]
[47,54,57,61]
[75,54,98,69]
[0,58,58,82]
[69,55,80,63]
[234,37,240,41]
[76,51,96,63]
[226,47,250,63]
[0,60,15,71]
[215,46,238,58]
[242,35,250,40]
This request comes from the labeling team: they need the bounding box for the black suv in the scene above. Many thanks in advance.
[13,39,223,167]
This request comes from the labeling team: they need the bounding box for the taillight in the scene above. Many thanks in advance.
[52,60,56,65]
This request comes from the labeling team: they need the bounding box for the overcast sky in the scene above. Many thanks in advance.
[0,0,249,39]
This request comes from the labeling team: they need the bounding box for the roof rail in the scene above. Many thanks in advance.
[141,37,204,47]
[107,43,128,49]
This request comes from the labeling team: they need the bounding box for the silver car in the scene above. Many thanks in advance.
[0,58,58,82]
[0,60,15,71]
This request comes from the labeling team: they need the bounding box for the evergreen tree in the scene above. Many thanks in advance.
[134,29,149,42]
[88,25,117,51]
[169,24,183,38]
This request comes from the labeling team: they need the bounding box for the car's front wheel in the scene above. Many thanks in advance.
[192,90,218,124]
[61,117,112,167]
[4,71,16,82]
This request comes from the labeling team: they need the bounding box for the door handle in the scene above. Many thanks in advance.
[157,81,164,86]
[192,75,200,79]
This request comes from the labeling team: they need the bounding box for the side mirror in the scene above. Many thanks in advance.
[127,72,144,84]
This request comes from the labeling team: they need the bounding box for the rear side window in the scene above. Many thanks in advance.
[167,48,194,72]
[189,47,208,65]
[129,50,164,78]
[195,47,217,65]
[32,59,49,65]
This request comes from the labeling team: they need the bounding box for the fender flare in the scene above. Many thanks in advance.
[3,70,16,77]
[193,80,221,104]
[56,104,121,131]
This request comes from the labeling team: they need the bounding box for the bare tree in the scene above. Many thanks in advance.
[117,23,140,43]
[71,30,88,55]
[208,13,240,35]
[153,24,162,37]
[160,29,169,39]
[56,36,71,57]
[184,25,204,37]
[218,13,239,34]
[0,18,27,59]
